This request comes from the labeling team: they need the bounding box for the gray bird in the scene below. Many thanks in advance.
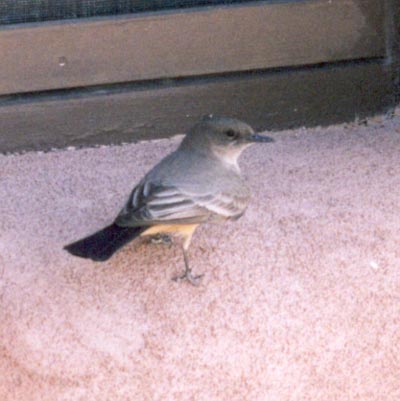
[64,116,274,285]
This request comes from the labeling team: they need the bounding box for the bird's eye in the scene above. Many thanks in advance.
[225,129,237,139]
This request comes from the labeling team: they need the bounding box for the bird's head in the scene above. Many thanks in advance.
[180,116,274,167]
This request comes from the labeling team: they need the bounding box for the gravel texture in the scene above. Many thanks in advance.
[1,111,399,401]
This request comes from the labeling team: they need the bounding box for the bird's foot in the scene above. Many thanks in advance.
[150,234,173,246]
[172,268,204,286]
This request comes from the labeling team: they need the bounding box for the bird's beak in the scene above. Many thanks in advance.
[249,133,275,143]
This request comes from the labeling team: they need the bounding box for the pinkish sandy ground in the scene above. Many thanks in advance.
[0,111,399,401]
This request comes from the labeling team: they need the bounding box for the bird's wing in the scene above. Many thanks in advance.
[194,191,249,220]
[115,181,248,227]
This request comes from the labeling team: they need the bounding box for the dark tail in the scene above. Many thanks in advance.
[64,224,145,262]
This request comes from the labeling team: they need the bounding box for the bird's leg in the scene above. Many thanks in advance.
[172,247,203,286]
[172,230,203,286]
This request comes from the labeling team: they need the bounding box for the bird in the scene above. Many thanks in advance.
[64,116,274,285]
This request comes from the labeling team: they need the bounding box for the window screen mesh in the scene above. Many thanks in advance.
[0,0,261,25]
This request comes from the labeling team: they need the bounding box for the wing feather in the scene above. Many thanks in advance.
[115,181,248,227]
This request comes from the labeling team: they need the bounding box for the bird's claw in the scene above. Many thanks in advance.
[172,269,204,286]
[150,234,173,246]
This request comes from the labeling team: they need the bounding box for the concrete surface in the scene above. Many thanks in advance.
[0,111,399,401]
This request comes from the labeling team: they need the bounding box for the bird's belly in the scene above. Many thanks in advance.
[140,223,198,237]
